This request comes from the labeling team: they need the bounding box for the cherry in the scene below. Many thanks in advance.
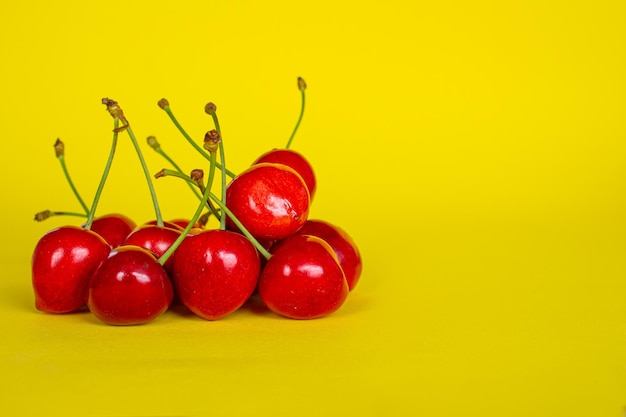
[87,245,173,325]
[32,226,111,313]
[252,149,316,200]
[293,219,362,291]
[123,224,182,272]
[85,99,178,326]
[225,162,310,240]
[87,213,137,249]
[258,234,348,319]
[170,229,261,321]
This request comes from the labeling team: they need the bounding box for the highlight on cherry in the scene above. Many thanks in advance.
[31,78,363,325]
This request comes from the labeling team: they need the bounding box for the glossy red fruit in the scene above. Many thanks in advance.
[171,229,261,320]
[87,213,137,248]
[258,234,349,319]
[87,245,174,325]
[253,148,316,200]
[32,226,111,313]
[294,220,362,291]
[123,224,182,272]
[225,162,310,240]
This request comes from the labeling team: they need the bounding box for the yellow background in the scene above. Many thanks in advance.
[1,1,625,416]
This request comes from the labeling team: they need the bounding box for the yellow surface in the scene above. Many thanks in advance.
[1,1,625,416]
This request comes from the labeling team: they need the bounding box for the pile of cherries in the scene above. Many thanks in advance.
[31,78,362,325]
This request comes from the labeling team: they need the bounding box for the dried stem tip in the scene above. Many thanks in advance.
[54,138,64,157]
[204,102,217,115]
[203,129,221,152]
[297,77,307,90]
[190,169,204,182]
[102,98,123,118]
[147,136,160,150]
[158,98,169,110]
[34,210,51,222]
[154,169,167,179]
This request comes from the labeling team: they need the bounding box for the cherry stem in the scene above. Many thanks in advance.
[83,117,120,230]
[54,139,89,214]
[34,210,88,222]
[285,77,307,149]
[158,141,219,266]
[147,136,203,201]
[158,99,236,178]
[205,103,227,230]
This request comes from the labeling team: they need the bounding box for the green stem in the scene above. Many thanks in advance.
[84,118,119,230]
[159,101,237,178]
[285,77,307,149]
[123,123,163,227]
[206,104,228,230]
[55,140,89,214]
[218,142,227,230]
[34,210,88,222]
[159,150,218,266]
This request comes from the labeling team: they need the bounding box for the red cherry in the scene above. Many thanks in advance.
[253,148,316,200]
[87,245,174,325]
[258,234,349,319]
[123,224,182,272]
[32,226,111,313]
[293,220,362,291]
[170,229,261,321]
[225,162,310,240]
[86,213,137,248]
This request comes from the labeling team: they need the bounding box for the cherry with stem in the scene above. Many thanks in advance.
[31,115,121,313]
[162,132,262,321]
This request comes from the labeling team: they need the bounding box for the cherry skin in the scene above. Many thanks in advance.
[170,229,261,321]
[87,245,174,325]
[293,220,362,291]
[142,219,185,231]
[32,225,111,313]
[86,213,137,249]
[253,148,316,200]
[123,224,182,272]
[225,162,310,240]
[258,234,349,319]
